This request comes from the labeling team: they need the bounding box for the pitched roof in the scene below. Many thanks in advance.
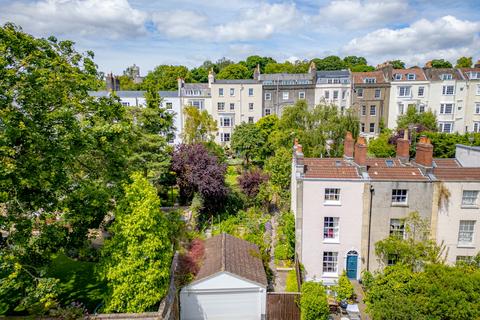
[258,73,313,81]
[316,70,350,78]
[214,79,259,84]
[367,167,428,181]
[88,90,178,98]
[424,68,464,81]
[391,68,427,81]
[303,158,361,179]
[432,168,480,181]
[352,71,386,84]
[194,233,267,287]
[459,68,480,80]
[433,158,461,168]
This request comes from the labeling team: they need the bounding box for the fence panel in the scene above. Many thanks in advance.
[266,292,300,320]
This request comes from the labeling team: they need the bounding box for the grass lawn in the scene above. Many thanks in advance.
[47,253,107,313]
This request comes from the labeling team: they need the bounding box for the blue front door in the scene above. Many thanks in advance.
[346,255,358,279]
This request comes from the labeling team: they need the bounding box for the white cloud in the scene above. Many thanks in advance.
[316,0,410,29]
[343,15,480,65]
[215,3,302,41]
[0,0,147,38]
[151,3,303,42]
[151,10,210,39]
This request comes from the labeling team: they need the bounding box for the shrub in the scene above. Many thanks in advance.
[176,239,205,285]
[285,269,299,292]
[300,281,329,320]
[237,169,269,198]
[334,271,354,301]
[276,212,295,261]
[361,270,374,292]
[274,243,288,260]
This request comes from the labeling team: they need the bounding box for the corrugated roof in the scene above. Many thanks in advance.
[194,233,267,287]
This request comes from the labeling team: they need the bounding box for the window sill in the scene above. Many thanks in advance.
[324,201,341,206]
[323,240,340,244]
[461,205,479,209]
[322,272,339,278]
[391,203,408,207]
[457,244,475,249]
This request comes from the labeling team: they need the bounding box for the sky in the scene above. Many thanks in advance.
[1,0,480,75]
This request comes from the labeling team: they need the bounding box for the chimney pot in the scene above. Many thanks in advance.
[396,129,410,161]
[354,136,367,166]
[415,135,433,167]
[344,131,354,159]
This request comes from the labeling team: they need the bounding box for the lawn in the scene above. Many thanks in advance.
[47,253,107,313]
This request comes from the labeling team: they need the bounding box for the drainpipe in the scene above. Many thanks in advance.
[366,185,375,271]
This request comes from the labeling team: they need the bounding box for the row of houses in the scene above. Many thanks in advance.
[94,60,480,145]
[291,133,480,285]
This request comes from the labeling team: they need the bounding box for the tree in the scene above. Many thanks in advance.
[264,147,292,192]
[100,173,173,312]
[142,65,190,90]
[237,169,268,198]
[231,123,264,164]
[375,212,446,270]
[350,64,375,72]
[189,67,209,83]
[368,132,396,157]
[118,74,139,90]
[172,144,228,211]
[244,55,276,73]
[455,56,472,68]
[430,59,453,68]
[334,271,354,301]
[255,115,279,162]
[216,63,250,79]
[215,57,234,71]
[300,282,329,320]
[396,105,437,131]
[182,106,217,143]
[390,60,406,69]
[343,56,368,68]
[313,55,347,70]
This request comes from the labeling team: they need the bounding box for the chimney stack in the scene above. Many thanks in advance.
[344,131,354,159]
[396,129,410,161]
[354,136,367,167]
[253,64,261,80]
[474,60,480,68]
[208,68,215,87]
[415,136,433,167]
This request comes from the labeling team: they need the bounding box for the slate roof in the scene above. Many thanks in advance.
[88,90,178,98]
[183,83,210,90]
[194,233,267,287]
[258,73,313,81]
[88,91,109,97]
[316,70,350,78]
[424,68,464,81]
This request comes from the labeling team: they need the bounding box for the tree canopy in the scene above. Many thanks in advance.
[142,65,190,90]
[429,59,453,68]
[216,63,251,79]
[231,122,264,164]
[455,56,472,68]
[396,105,437,131]
[182,106,217,144]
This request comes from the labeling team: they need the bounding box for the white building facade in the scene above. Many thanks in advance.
[460,68,480,133]
[315,70,352,113]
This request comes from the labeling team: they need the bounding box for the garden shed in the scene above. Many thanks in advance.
[180,233,267,320]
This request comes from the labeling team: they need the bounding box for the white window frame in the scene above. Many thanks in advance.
[475,103,480,114]
[369,123,375,133]
[370,105,376,116]
[220,116,232,127]
[477,84,480,95]
[440,103,454,114]
[462,190,479,207]
[248,117,254,124]
[165,102,173,110]
[324,188,340,204]
[217,102,225,111]
[418,86,425,97]
[299,91,305,99]
[357,88,363,97]
[219,88,224,97]
[342,90,347,100]
[398,103,404,115]
[442,85,454,95]
[391,189,408,205]
[333,90,339,100]
[364,78,376,84]
[398,86,411,97]
[230,88,235,96]
[229,103,235,111]
[121,101,130,106]
[265,92,272,100]
[468,72,479,80]
[248,102,254,111]
[407,73,416,80]
[374,89,381,99]
[248,88,254,96]
[220,132,230,142]
[439,122,453,133]
[282,92,289,100]
[474,122,480,133]
[394,73,402,80]
[361,105,366,116]
[322,251,338,274]
[360,123,365,133]
[458,220,475,246]
[441,74,453,80]
[325,90,330,99]
[390,219,405,238]
[323,217,339,242]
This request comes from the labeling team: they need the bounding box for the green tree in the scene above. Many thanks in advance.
[118,74,139,90]
[430,59,453,68]
[264,61,308,73]
[215,57,234,71]
[142,65,190,90]
[343,56,368,68]
[300,282,329,320]
[455,56,472,68]
[231,123,264,164]
[390,60,406,69]
[368,132,396,157]
[313,55,347,70]
[264,147,292,191]
[182,106,217,143]
[189,67,209,82]
[334,271,354,301]
[397,105,437,131]
[255,115,279,162]
[100,173,173,312]
[0,23,135,314]
[244,55,276,73]
[375,212,446,270]
[216,63,251,79]
[350,64,375,72]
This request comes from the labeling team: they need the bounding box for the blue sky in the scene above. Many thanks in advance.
[1,0,479,75]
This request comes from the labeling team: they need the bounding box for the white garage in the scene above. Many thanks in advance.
[180,233,267,320]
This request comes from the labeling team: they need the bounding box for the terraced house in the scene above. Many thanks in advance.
[292,132,480,283]
[315,70,352,113]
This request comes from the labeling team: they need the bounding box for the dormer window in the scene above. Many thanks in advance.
[468,72,479,79]
[364,78,376,84]
[441,74,453,80]
[394,74,402,80]
[406,73,416,80]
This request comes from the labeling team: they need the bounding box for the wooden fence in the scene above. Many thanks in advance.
[266,292,301,320]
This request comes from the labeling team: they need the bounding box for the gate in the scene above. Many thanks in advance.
[266,292,300,320]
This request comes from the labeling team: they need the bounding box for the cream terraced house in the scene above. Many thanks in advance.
[460,66,480,133]
[210,75,263,145]
[292,132,480,283]
[315,70,352,113]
